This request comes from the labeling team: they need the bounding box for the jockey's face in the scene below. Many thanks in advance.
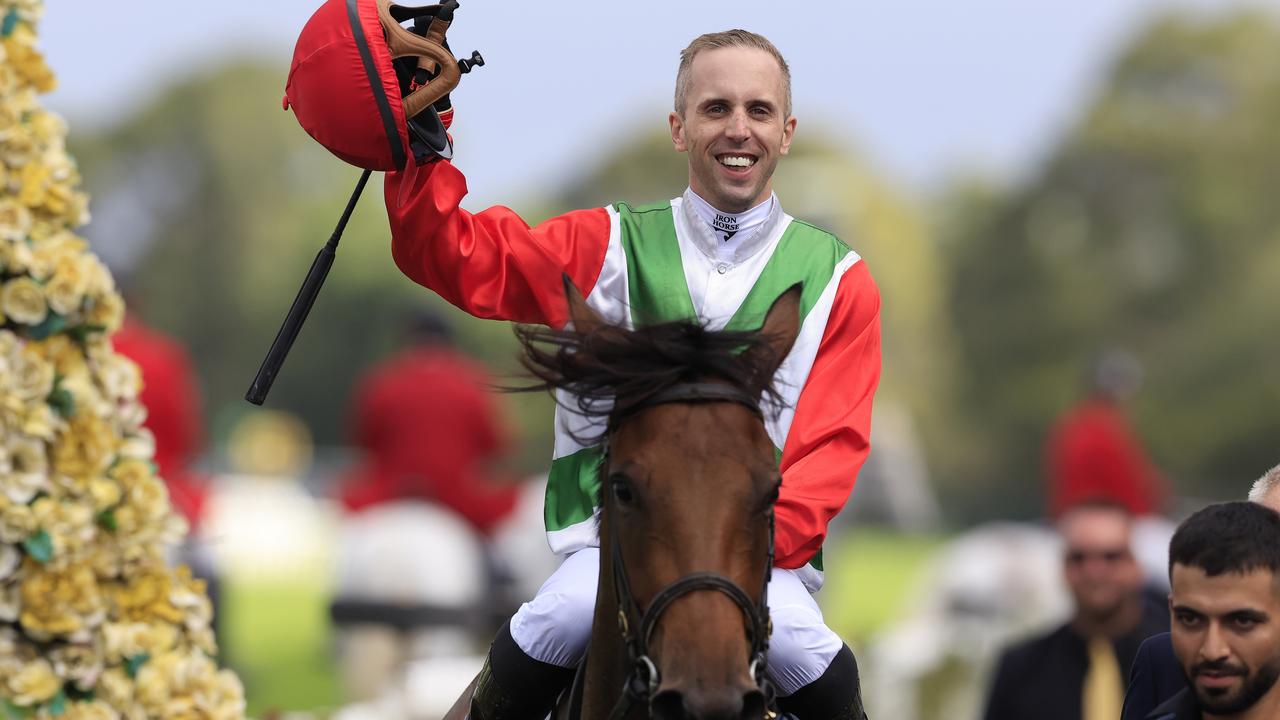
[669,47,796,214]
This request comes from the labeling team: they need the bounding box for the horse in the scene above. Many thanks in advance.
[447,278,802,720]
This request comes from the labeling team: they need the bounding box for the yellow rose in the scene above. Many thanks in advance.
[21,401,61,441]
[5,657,61,706]
[126,476,169,527]
[19,561,104,641]
[16,160,51,212]
[52,414,116,483]
[28,218,59,243]
[43,180,76,216]
[110,570,183,626]
[3,438,46,504]
[101,620,167,666]
[59,372,109,420]
[60,699,121,720]
[2,276,48,326]
[108,459,153,490]
[132,651,176,711]
[139,623,179,658]
[0,576,21,623]
[0,197,33,240]
[49,642,103,691]
[0,544,19,581]
[0,626,38,672]
[0,124,35,166]
[84,292,123,334]
[30,496,96,561]
[115,427,155,461]
[80,256,113,298]
[2,27,56,94]
[95,353,141,403]
[12,346,54,400]
[44,258,87,316]
[29,335,88,379]
[86,477,121,513]
[0,237,35,275]
[68,192,91,229]
[0,493,36,543]
[28,111,67,146]
[94,667,134,708]
[35,229,86,257]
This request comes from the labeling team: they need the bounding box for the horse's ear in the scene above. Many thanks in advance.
[563,274,606,335]
[746,283,802,385]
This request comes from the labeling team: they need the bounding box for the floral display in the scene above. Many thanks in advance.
[0,1,245,717]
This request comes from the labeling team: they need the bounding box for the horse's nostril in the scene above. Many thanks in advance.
[651,689,687,720]
[740,689,766,720]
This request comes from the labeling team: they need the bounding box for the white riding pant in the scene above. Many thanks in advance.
[508,548,843,696]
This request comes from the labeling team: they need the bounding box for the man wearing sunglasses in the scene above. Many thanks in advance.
[984,499,1169,720]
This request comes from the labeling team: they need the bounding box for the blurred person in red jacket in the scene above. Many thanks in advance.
[112,312,210,530]
[337,309,518,535]
[1047,350,1168,519]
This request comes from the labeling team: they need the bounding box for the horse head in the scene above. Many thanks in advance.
[520,279,801,720]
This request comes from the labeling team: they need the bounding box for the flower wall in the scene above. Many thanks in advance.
[0,1,245,717]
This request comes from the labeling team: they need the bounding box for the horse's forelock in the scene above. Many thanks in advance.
[512,318,784,437]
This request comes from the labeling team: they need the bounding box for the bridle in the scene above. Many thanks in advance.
[601,382,777,720]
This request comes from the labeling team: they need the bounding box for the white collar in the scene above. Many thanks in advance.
[679,188,784,264]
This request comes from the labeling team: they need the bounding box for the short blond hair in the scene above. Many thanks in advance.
[674,29,792,117]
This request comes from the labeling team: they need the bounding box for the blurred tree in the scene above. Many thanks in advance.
[945,10,1280,517]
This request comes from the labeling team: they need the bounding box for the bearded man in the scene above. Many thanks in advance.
[1150,502,1280,719]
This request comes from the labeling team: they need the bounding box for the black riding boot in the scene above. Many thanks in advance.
[469,621,576,720]
[776,644,869,720]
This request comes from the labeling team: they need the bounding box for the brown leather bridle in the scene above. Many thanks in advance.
[601,382,777,720]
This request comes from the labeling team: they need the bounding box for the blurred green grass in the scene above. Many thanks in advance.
[221,575,344,717]
[821,528,947,646]
[215,529,945,715]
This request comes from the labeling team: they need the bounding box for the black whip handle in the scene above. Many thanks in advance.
[245,168,373,405]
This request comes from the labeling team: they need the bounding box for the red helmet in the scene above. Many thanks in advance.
[284,0,464,170]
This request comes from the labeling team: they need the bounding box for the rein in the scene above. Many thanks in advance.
[601,381,777,720]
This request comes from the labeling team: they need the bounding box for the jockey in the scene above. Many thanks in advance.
[384,30,881,720]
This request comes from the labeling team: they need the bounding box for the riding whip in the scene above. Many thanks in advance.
[246,0,483,405]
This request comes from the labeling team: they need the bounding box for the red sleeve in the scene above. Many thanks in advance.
[774,262,882,568]
[385,160,612,327]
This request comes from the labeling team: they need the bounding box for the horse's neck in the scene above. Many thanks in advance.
[580,537,635,720]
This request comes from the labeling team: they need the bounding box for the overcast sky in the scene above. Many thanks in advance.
[40,0,1276,206]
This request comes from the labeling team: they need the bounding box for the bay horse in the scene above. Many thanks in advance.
[444,279,800,720]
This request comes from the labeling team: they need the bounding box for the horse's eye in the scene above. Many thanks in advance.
[612,478,636,506]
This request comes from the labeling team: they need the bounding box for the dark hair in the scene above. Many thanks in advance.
[1168,501,1280,580]
[403,307,453,345]
[514,319,785,442]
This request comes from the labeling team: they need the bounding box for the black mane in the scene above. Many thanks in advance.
[514,318,785,440]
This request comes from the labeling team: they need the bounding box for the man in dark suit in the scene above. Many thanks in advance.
[984,499,1168,720]
[1122,464,1280,720]
[1139,502,1280,720]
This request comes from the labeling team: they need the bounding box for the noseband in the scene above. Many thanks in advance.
[603,382,777,720]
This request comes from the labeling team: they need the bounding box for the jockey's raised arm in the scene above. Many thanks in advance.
[385,160,612,327]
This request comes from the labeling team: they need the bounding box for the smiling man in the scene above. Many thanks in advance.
[1153,502,1280,719]
[385,30,880,720]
